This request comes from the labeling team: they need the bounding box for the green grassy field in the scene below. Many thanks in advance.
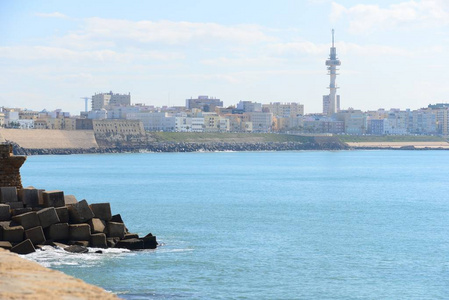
[337,135,446,143]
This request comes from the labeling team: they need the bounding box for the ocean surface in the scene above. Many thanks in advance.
[20,150,449,299]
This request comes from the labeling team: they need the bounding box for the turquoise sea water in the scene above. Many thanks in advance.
[20,151,449,299]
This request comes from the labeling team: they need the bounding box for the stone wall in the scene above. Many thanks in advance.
[0,144,26,189]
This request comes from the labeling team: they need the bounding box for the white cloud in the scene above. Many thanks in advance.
[35,12,69,19]
[267,41,411,57]
[0,46,184,62]
[331,0,449,33]
[56,18,275,50]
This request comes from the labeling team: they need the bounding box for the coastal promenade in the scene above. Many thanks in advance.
[0,248,118,299]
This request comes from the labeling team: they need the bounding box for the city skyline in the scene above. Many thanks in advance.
[1,0,449,115]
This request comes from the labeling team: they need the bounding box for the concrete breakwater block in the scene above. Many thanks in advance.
[25,226,46,245]
[89,203,112,221]
[18,188,39,207]
[11,207,32,216]
[12,211,40,230]
[68,200,94,223]
[64,195,78,205]
[88,218,106,234]
[107,222,125,239]
[45,223,69,241]
[6,202,24,209]
[10,239,35,254]
[69,224,91,241]
[91,233,107,248]
[43,190,65,208]
[115,238,145,250]
[0,240,12,250]
[2,225,24,243]
[55,206,69,223]
[37,207,60,228]
[0,204,10,221]
[143,233,158,249]
[0,187,18,203]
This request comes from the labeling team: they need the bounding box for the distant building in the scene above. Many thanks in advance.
[335,109,367,135]
[247,112,273,132]
[92,91,131,110]
[264,102,304,118]
[92,119,144,135]
[322,95,340,115]
[236,101,262,113]
[127,112,175,132]
[185,96,223,111]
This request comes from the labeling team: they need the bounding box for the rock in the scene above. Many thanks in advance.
[0,204,10,221]
[88,218,106,234]
[11,207,33,216]
[64,195,78,205]
[45,223,69,241]
[89,203,112,221]
[110,214,124,223]
[95,250,103,254]
[106,237,120,248]
[123,233,139,240]
[0,241,13,250]
[6,201,24,209]
[51,242,69,249]
[0,187,18,203]
[18,188,39,208]
[2,225,24,243]
[107,222,125,239]
[142,233,158,249]
[11,239,36,254]
[69,224,91,241]
[42,190,65,208]
[64,245,88,253]
[55,206,69,223]
[68,240,90,247]
[37,207,60,228]
[12,211,40,230]
[90,233,107,248]
[25,226,46,245]
[115,238,145,250]
[68,200,94,223]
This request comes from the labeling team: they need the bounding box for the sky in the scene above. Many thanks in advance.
[1,0,448,115]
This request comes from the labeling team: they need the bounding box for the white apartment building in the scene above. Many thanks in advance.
[264,102,304,118]
[247,112,273,132]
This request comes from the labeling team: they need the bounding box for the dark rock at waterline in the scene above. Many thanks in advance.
[64,245,88,253]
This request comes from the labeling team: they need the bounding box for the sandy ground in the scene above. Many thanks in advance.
[0,249,119,300]
[347,141,449,149]
[0,129,98,149]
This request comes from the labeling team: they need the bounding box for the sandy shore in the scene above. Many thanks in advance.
[0,249,119,300]
[346,141,449,149]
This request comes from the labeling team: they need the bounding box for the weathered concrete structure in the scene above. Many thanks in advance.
[0,145,26,189]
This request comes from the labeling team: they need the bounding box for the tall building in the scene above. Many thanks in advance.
[92,91,131,111]
[185,96,223,111]
[323,29,341,116]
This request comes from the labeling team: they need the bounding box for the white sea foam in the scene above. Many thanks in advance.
[22,246,132,268]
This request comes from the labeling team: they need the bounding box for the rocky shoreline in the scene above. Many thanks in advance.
[10,138,348,155]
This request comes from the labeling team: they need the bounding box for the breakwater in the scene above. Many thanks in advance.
[10,138,348,155]
[0,144,158,255]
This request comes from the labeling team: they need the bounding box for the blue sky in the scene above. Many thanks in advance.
[1,0,448,114]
